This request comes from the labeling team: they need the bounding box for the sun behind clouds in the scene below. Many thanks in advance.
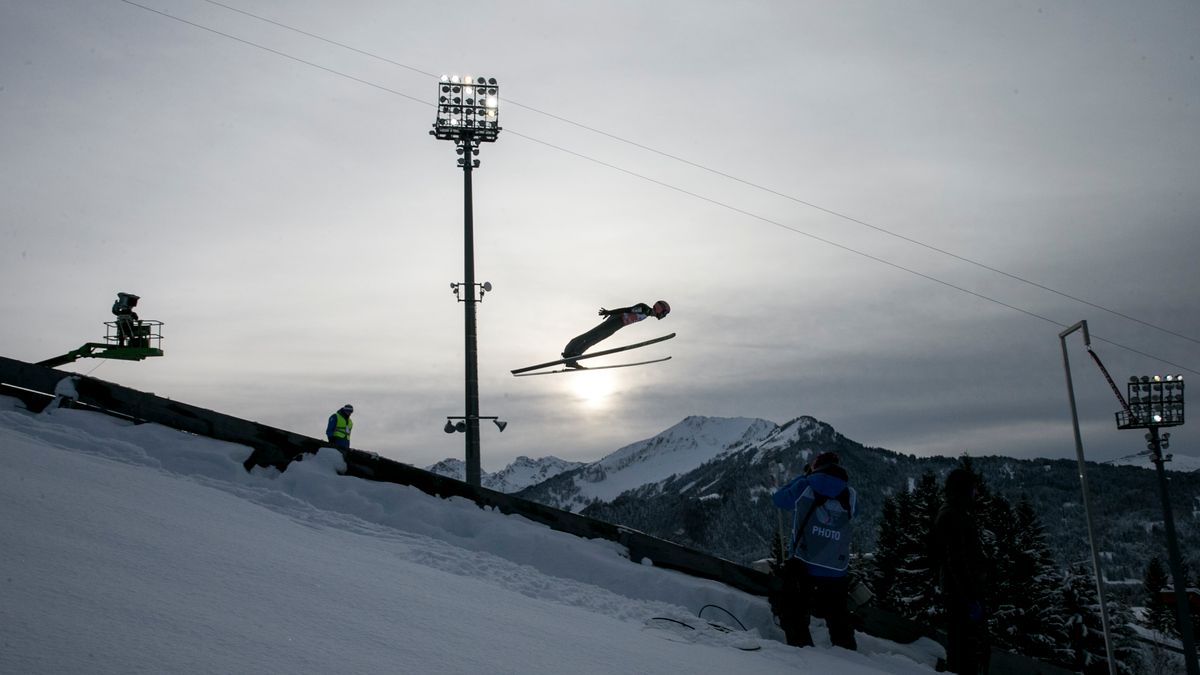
[569,370,617,408]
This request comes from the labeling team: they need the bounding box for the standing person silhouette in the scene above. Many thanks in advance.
[111,292,140,346]
[930,467,990,674]
[326,404,354,449]
[771,451,858,650]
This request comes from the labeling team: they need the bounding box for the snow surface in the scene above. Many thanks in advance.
[0,396,944,674]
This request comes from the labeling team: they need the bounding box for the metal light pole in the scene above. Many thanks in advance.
[1117,374,1198,675]
[1058,320,1117,675]
[431,75,502,488]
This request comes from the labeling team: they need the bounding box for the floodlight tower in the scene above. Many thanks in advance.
[430,75,502,488]
[1118,374,1197,675]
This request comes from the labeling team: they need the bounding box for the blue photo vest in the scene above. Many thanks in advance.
[792,486,854,572]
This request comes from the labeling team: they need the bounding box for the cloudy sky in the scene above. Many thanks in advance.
[3,0,1198,471]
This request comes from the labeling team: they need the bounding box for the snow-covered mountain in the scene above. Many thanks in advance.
[583,416,780,501]
[425,415,1200,583]
[515,416,832,512]
[439,413,1200,511]
[503,414,1200,584]
[426,455,586,493]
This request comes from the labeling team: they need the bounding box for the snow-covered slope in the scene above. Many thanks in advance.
[0,395,943,674]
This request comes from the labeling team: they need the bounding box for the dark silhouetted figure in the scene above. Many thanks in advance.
[930,467,990,674]
[561,300,669,368]
[111,292,140,346]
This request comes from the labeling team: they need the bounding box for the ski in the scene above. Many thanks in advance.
[510,333,675,375]
[512,356,671,377]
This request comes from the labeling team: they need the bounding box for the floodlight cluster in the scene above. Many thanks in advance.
[431,75,501,142]
[1118,374,1186,428]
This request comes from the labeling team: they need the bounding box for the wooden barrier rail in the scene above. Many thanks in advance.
[0,355,768,595]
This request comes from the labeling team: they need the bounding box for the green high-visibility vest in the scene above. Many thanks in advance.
[332,413,353,440]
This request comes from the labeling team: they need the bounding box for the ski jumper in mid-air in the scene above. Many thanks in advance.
[561,300,670,369]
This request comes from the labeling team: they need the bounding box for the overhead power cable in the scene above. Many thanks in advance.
[505,129,1197,375]
[120,0,431,107]
[116,0,1199,376]
[201,0,440,79]
[196,0,1200,351]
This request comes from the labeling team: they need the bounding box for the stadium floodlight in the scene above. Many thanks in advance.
[431,78,502,489]
[1118,374,1185,429]
[1116,374,1197,675]
[431,75,501,145]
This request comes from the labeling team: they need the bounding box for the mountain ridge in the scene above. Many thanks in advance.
[425,454,586,493]
[432,414,1200,586]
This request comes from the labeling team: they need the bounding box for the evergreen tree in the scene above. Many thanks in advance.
[1106,599,1143,675]
[998,496,1068,662]
[1143,556,1176,637]
[1194,567,1200,643]
[878,488,917,614]
[978,490,1018,647]
[1179,559,1200,641]
[1058,563,1141,675]
[871,493,903,607]
[1157,557,1200,642]
[1060,563,1109,674]
[887,471,941,622]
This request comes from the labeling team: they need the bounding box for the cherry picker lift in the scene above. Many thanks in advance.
[37,292,164,368]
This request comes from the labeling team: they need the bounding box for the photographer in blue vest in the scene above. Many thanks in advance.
[325,404,353,449]
[771,451,858,650]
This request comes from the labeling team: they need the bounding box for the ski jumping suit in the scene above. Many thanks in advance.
[562,303,655,362]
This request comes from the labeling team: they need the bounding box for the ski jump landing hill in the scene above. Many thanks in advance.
[0,354,1071,675]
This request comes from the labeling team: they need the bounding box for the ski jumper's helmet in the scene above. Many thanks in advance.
[652,300,670,318]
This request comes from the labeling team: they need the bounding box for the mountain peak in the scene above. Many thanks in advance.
[521,416,780,512]
[426,455,585,493]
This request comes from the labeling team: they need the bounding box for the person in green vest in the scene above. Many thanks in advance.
[326,404,353,448]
